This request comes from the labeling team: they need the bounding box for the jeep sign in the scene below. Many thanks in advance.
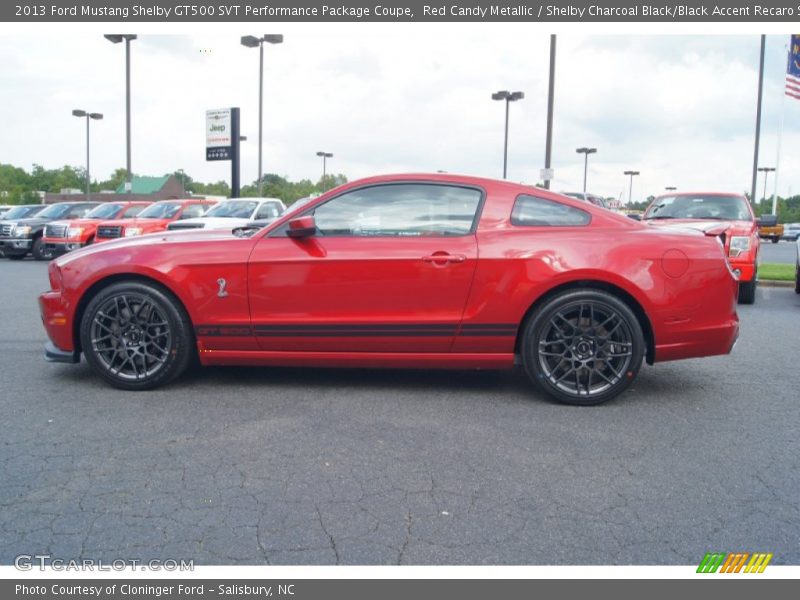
[206,108,232,161]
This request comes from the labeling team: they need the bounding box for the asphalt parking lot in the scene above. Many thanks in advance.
[1,259,798,566]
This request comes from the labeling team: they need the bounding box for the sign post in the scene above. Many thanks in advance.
[205,107,241,198]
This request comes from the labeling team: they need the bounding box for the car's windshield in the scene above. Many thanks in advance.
[138,202,182,219]
[645,195,752,221]
[85,203,124,219]
[3,205,45,220]
[204,201,258,218]
[38,203,76,219]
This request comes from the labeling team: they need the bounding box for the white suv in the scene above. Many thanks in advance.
[167,198,285,231]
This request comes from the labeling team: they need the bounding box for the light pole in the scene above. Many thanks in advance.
[624,170,640,205]
[241,33,283,196]
[575,147,596,197]
[72,110,103,200]
[758,167,775,204]
[491,90,524,179]
[104,34,137,191]
[316,151,333,191]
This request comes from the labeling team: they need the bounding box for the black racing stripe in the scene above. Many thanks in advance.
[253,323,457,332]
[195,325,253,337]
[253,331,456,337]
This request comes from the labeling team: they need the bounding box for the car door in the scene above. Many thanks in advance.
[248,182,483,352]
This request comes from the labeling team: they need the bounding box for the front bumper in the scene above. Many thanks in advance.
[44,241,85,256]
[729,258,756,282]
[39,289,75,356]
[44,341,80,364]
[0,238,33,251]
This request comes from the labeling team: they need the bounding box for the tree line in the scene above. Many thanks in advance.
[0,163,348,206]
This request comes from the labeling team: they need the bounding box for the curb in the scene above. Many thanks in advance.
[758,279,794,288]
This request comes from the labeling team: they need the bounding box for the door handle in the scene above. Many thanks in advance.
[422,253,467,264]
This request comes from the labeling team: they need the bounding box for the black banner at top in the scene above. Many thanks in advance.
[3,0,800,22]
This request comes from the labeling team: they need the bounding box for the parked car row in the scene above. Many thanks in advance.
[0,197,287,260]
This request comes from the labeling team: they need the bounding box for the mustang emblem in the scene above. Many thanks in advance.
[216,278,228,298]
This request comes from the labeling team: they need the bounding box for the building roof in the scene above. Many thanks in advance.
[115,175,171,194]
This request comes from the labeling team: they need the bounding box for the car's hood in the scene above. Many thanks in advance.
[49,218,101,228]
[55,228,244,265]
[6,216,53,227]
[173,217,252,229]
[645,218,754,235]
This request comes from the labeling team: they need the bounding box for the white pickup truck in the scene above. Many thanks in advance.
[166,197,285,231]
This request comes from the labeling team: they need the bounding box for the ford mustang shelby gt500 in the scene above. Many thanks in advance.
[39,174,739,405]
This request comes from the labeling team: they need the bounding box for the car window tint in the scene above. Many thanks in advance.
[181,204,207,219]
[312,184,481,237]
[511,195,591,227]
[67,205,95,218]
[123,205,147,218]
[256,203,281,220]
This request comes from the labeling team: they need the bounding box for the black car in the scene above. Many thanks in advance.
[0,202,98,260]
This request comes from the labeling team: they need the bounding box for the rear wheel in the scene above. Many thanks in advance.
[521,289,645,406]
[79,281,195,390]
[771,237,779,244]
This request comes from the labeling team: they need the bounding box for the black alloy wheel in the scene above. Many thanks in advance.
[79,281,194,390]
[522,289,645,406]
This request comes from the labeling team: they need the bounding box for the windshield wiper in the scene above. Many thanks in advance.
[644,215,675,220]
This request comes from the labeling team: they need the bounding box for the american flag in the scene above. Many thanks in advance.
[787,35,800,100]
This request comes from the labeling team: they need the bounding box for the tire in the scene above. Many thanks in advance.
[738,279,756,304]
[79,281,195,390]
[31,237,51,261]
[521,289,645,406]
[795,263,800,295]
[771,237,779,244]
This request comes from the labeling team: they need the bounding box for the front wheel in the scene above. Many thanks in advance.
[32,237,51,261]
[738,279,757,304]
[79,281,195,390]
[521,289,645,406]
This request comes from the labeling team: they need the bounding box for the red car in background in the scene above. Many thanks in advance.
[42,201,152,256]
[39,174,739,406]
[643,193,759,304]
[94,199,215,242]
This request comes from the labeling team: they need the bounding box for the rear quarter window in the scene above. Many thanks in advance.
[511,194,591,227]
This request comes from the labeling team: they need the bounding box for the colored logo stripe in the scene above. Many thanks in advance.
[697,552,772,573]
[195,323,517,338]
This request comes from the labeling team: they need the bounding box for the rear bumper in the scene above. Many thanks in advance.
[655,317,739,362]
[44,341,80,364]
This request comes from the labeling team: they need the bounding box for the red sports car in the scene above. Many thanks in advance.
[39,174,739,405]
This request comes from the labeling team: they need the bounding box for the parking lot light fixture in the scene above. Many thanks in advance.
[316,152,334,191]
[492,90,524,179]
[104,34,137,192]
[624,170,640,205]
[241,34,283,196]
[757,167,776,203]
[665,186,677,191]
[72,110,103,201]
[576,147,597,197]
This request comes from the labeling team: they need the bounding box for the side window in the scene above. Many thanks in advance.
[180,204,207,219]
[122,205,146,218]
[310,184,482,237]
[255,203,281,220]
[511,194,591,227]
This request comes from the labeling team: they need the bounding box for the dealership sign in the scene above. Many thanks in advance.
[206,108,232,161]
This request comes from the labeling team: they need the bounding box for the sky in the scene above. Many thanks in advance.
[0,29,797,203]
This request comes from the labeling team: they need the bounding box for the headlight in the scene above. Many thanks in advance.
[66,227,84,238]
[14,225,32,236]
[729,236,751,258]
[124,227,143,237]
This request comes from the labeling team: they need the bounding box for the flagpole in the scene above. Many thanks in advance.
[773,41,790,215]
[750,35,766,207]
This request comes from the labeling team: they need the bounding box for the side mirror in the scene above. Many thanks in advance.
[757,214,777,227]
[287,215,316,238]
